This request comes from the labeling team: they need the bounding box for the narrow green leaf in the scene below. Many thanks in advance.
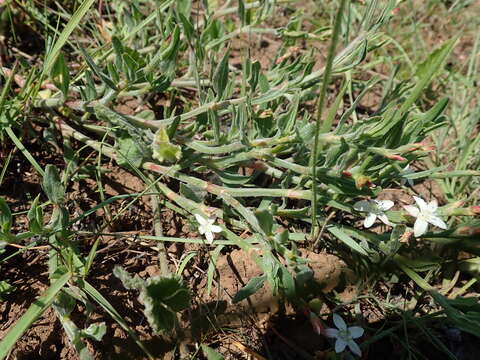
[321,80,348,134]
[279,266,296,300]
[255,209,274,236]
[52,53,70,97]
[327,226,369,256]
[42,165,65,205]
[238,0,246,26]
[368,38,457,137]
[0,198,12,234]
[5,127,45,177]
[232,275,266,303]
[82,281,154,360]
[310,0,348,237]
[177,13,194,42]
[207,245,224,296]
[42,0,96,77]
[176,251,198,276]
[0,62,18,116]
[27,195,44,234]
[160,26,181,62]
[395,255,434,291]
[79,47,118,90]
[0,272,70,360]
[213,50,230,100]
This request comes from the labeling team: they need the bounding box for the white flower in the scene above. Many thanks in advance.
[324,313,364,357]
[353,199,394,228]
[194,213,222,244]
[403,196,448,237]
[400,165,415,187]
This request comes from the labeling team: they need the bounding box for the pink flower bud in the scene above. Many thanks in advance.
[386,154,407,161]
[309,312,324,335]
[471,206,480,215]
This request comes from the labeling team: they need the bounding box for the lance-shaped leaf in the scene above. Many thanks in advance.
[255,209,274,236]
[28,195,44,234]
[233,275,266,303]
[42,165,65,205]
[0,197,12,234]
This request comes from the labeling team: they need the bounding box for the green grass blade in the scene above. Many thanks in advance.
[42,0,96,77]
[207,245,224,296]
[400,37,458,115]
[82,281,154,360]
[0,272,70,360]
[5,127,45,177]
[310,0,347,239]
[394,255,433,291]
[320,80,348,134]
[327,225,369,256]
[0,62,18,114]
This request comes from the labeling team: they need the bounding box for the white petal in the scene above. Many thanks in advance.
[353,200,373,212]
[324,328,339,338]
[403,205,419,217]
[413,196,429,212]
[407,178,414,187]
[209,224,223,233]
[427,215,448,230]
[414,219,428,237]
[194,213,208,225]
[400,178,407,186]
[335,338,347,353]
[205,231,214,244]
[403,166,415,176]
[376,200,394,211]
[349,326,364,339]
[198,224,207,235]
[347,339,362,357]
[333,313,347,331]
[428,199,438,212]
[207,217,216,225]
[377,213,392,226]
[364,213,377,228]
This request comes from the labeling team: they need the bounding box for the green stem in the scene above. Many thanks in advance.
[310,0,348,241]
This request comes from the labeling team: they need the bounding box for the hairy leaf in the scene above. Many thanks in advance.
[152,127,181,164]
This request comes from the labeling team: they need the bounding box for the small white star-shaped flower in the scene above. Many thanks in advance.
[353,199,394,228]
[403,196,448,237]
[194,213,222,244]
[400,165,415,187]
[324,313,364,357]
